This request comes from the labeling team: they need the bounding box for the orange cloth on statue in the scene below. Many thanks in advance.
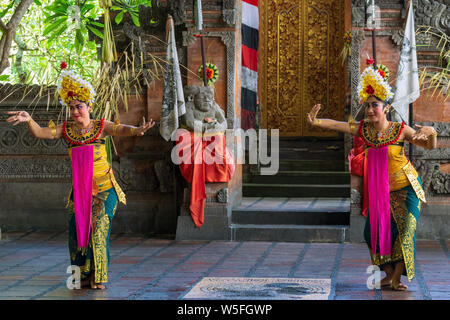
[349,136,365,177]
[348,136,368,217]
[177,131,235,227]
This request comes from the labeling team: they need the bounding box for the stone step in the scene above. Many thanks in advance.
[246,171,350,185]
[261,159,344,171]
[233,197,350,225]
[232,209,349,226]
[278,148,343,160]
[243,183,350,198]
[230,224,348,243]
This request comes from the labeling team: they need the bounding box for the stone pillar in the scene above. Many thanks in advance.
[175,0,242,240]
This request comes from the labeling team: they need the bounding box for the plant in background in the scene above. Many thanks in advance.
[416,25,449,101]
[340,30,351,65]
[111,0,152,26]
[0,0,36,79]
[43,0,104,55]
[0,0,101,86]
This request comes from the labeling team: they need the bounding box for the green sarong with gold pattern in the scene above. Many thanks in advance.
[68,187,118,284]
[364,179,422,282]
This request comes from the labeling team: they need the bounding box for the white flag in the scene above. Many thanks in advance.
[391,1,420,125]
[160,16,186,141]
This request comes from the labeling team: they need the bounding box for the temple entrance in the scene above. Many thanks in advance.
[259,0,346,137]
[235,0,350,242]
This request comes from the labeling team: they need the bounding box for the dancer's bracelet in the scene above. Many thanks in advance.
[112,124,119,136]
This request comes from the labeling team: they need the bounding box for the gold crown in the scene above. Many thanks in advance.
[57,70,96,107]
[358,65,394,103]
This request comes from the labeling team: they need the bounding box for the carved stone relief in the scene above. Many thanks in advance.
[414,0,449,34]
[0,157,71,180]
[222,0,239,26]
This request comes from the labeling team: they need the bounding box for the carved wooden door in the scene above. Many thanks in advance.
[259,0,345,137]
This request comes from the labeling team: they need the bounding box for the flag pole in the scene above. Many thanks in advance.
[200,36,208,87]
[195,0,208,86]
[370,0,377,67]
[405,0,414,160]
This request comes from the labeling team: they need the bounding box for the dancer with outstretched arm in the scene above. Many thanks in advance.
[306,63,437,291]
[6,69,155,289]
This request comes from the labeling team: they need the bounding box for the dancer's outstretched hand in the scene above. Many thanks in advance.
[412,124,436,141]
[306,104,321,126]
[6,111,31,126]
[134,117,155,136]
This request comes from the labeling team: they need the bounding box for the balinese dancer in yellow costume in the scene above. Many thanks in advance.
[6,69,155,290]
[306,61,437,291]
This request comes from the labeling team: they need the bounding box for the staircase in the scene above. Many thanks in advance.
[231,138,351,242]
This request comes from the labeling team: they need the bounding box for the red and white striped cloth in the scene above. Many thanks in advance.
[241,0,259,130]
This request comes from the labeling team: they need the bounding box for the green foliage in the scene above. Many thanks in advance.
[111,0,152,27]
[0,0,153,86]
[43,0,104,55]
[0,0,102,85]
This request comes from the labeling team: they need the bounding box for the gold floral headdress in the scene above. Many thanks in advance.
[358,59,394,103]
[56,67,96,107]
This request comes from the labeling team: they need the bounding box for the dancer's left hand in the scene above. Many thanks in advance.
[134,117,155,136]
[412,124,436,141]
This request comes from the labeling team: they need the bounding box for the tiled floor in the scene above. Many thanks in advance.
[0,230,448,300]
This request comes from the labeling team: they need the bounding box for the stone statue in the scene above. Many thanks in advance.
[181,86,227,134]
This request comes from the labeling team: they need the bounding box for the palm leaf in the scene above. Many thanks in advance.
[43,17,67,36]
[47,22,67,43]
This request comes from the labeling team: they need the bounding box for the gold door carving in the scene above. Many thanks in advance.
[260,0,345,137]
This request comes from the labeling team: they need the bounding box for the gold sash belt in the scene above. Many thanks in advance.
[402,161,426,203]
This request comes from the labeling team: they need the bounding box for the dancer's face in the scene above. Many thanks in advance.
[69,100,90,124]
[365,96,386,123]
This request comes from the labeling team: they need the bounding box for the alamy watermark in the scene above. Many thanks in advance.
[66,265,81,290]
[366,265,381,290]
[170,128,280,175]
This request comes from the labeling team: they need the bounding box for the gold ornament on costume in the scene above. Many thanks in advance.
[358,62,394,103]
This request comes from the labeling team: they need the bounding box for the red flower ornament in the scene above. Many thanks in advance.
[366,85,375,95]
[60,61,67,69]
[206,68,214,80]
[366,58,374,66]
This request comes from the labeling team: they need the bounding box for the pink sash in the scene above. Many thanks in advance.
[71,145,94,250]
[367,146,391,255]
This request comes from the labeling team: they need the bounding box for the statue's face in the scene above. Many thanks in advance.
[194,90,214,112]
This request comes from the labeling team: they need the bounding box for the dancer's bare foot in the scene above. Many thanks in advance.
[391,281,408,291]
[89,274,107,290]
[391,262,407,291]
[375,276,392,288]
[95,283,106,290]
